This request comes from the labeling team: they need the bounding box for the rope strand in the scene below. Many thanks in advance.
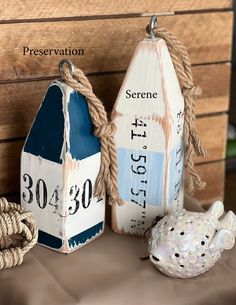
[153,27,207,193]
[61,25,206,199]
[0,197,38,269]
[60,66,124,206]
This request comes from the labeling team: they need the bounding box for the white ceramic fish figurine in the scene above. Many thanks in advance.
[148,201,236,278]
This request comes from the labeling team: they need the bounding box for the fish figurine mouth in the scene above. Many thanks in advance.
[150,254,160,263]
[149,254,173,274]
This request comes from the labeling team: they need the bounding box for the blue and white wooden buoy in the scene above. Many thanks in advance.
[111,17,185,235]
[21,63,105,253]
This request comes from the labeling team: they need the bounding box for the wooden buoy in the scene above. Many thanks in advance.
[111,36,185,236]
[21,79,105,253]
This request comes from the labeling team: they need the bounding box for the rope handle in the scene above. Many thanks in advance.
[0,197,38,269]
[60,15,206,202]
[147,16,207,194]
[60,63,124,206]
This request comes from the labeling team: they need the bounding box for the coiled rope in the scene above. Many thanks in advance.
[0,197,38,269]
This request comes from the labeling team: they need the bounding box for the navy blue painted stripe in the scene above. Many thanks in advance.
[24,85,64,164]
[68,90,100,160]
[68,221,104,249]
[38,230,63,249]
[24,82,101,163]
[38,222,104,250]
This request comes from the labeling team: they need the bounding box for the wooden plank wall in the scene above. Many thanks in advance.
[0,0,233,205]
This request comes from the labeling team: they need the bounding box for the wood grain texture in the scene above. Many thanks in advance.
[0,140,22,195]
[195,114,228,164]
[193,63,231,115]
[192,161,225,205]
[0,113,227,195]
[0,0,232,21]
[0,12,233,81]
[0,63,230,140]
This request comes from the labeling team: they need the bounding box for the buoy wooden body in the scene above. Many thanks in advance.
[112,38,185,236]
[21,80,105,253]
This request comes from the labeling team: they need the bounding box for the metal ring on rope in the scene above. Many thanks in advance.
[146,15,158,40]
[59,59,75,76]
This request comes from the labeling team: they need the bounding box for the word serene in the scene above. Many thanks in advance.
[126,89,158,99]
[23,47,84,56]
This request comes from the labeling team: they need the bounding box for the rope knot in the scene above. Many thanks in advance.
[94,122,116,138]
[183,85,202,99]
[0,211,22,238]
[0,198,38,269]
[60,63,125,205]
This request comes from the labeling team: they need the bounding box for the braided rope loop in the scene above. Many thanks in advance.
[153,27,207,194]
[60,24,205,201]
[60,66,124,206]
[0,198,38,269]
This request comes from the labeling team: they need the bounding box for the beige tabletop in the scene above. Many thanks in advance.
[0,196,236,305]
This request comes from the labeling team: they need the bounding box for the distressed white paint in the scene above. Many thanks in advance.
[63,152,105,240]
[21,81,105,253]
[21,152,64,238]
[112,37,185,236]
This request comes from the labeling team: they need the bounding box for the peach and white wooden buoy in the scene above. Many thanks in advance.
[112,18,185,236]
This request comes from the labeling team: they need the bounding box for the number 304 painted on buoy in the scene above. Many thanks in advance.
[22,173,92,214]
